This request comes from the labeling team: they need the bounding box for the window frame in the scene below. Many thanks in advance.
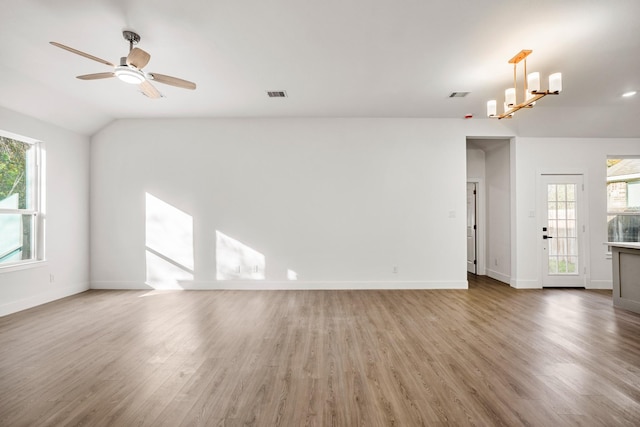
[0,130,45,271]
[606,156,640,252]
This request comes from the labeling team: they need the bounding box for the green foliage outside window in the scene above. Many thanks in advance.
[0,136,29,208]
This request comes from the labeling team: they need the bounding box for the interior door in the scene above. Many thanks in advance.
[540,174,585,287]
[467,182,477,274]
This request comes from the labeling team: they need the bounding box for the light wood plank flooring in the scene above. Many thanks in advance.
[1,275,640,426]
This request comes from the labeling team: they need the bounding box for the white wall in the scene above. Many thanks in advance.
[466,148,486,179]
[0,107,90,316]
[485,142,511,284]
[1,108,635,313]
[90,118,513,290]
[513,137,640,289]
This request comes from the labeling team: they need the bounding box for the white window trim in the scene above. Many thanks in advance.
[0,259,48,273]
[0,130,45,271]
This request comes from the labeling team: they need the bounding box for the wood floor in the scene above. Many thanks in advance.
[1,275,640,426]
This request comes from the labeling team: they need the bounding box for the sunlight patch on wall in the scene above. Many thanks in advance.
[145,193,194,289]
[216,230,265,280]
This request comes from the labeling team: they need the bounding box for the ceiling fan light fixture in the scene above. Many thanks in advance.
[114,66,145,84]
[50,33,196,96]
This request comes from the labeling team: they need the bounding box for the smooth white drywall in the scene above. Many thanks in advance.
[91,118,513,289]
[485,142,511,284]
[0,107,90,316]
[466,148,486,179]
[513,137,640,289]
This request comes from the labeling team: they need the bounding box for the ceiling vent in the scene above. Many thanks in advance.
[267,91,287,98]
[449,92,470,98]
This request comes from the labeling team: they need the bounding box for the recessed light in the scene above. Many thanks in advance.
[622,91,637,97]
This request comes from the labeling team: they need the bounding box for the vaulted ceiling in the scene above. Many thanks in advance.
[1,0,639,137]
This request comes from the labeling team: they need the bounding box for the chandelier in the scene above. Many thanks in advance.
[487,50,562,119]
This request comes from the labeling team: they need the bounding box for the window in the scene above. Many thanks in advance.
[607,158,640,242]
[0,132,44,268]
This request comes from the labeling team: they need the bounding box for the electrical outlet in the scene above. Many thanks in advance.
[50,274,55,283]
[393,266,398,274]
[494,258,498,266]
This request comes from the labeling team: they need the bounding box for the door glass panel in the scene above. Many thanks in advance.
[558,224,566,237]
[557,185,566,201]
[547,183,579,275]
[558,203,566,219]
[557,256,567,273]
[549,237,558,255]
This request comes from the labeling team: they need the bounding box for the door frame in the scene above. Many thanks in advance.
[467,178,486,276]
[536,171,591,287]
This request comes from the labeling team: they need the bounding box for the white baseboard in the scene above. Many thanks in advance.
[0,282,89,317]
[486,269,511,285]
[91,280,469,290]
[91,281,150,290]
[587,280,613,290]
[510,279,542,289]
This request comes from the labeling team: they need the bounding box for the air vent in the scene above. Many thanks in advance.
[449,92,470,98]
[267,91,288,98]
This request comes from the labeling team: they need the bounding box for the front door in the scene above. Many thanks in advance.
[540,174,585,287]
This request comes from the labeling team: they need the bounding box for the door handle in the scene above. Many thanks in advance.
[543,235,553,240]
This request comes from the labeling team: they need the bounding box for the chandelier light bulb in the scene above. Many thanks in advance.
[505,88,516,107]
[549,73,562,93]
[527,72,540,93]
[487,100,497,117]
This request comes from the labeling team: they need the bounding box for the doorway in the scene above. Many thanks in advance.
[539,174,586,287]
[466,138,510,283]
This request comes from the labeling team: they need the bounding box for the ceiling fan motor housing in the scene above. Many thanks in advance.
[122,30,140,45]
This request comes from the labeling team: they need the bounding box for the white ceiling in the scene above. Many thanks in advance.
[1,0,639,137]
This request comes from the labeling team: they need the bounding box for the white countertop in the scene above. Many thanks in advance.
[607,242,640,250]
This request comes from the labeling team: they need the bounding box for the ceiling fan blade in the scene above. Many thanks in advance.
[77,72,115,80]
[148,73,196,90]
[139,80,162,99]
[126,47,151,70]
[50,41,114,67]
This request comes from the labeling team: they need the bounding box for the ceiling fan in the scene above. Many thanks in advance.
[50,30,196,98]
